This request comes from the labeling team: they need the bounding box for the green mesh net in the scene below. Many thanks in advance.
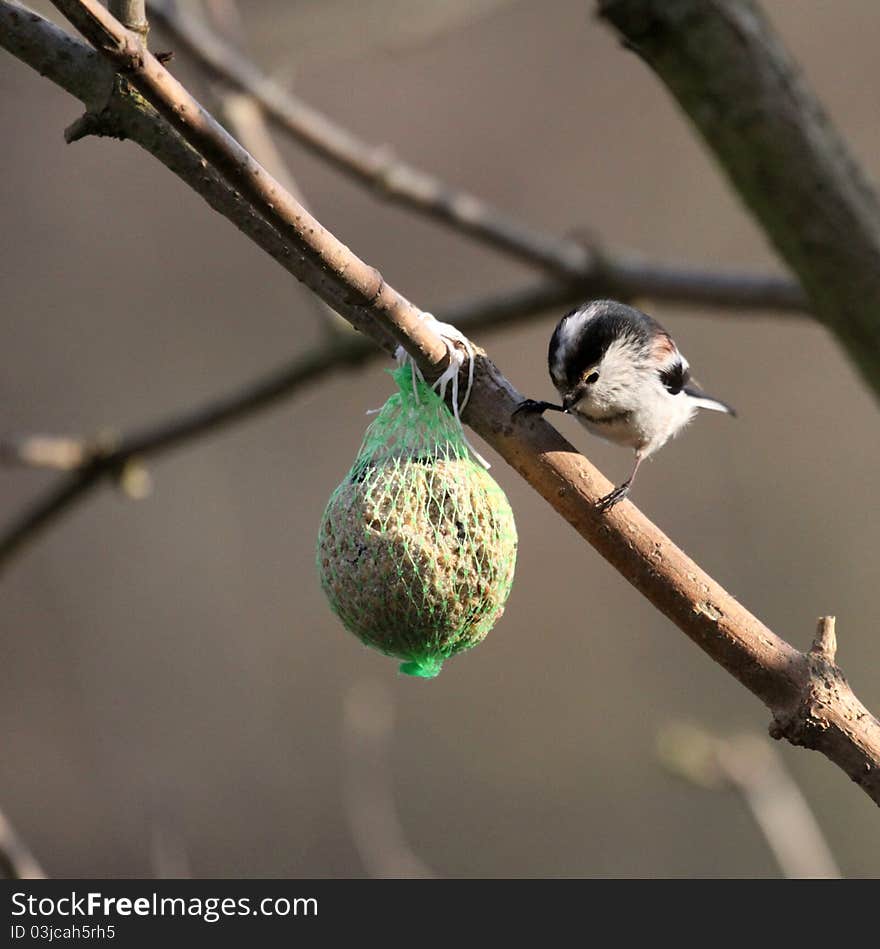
[317,365,517,678]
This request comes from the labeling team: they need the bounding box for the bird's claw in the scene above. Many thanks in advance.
[596,483,630,513]
[512,398,561,418]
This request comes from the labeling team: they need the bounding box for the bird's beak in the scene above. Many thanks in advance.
[562,390,579,413]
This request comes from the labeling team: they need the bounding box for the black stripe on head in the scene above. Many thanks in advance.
[549,300,657,388]
[659,358,691,394]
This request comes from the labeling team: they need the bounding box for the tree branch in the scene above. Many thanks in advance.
[0,285,593,563]
[146,0,589,278]
[0,807,46,880]
[0,1,809,323]
[0,2,801,566]
[4,0,879,803]
[0,0,401,355]
[146,0,810,317]
[0,335,374,568]
[597,0,880,400]
[47,0,447,371]
[109,1,148,43]
[1,435,90,471]
[438,258,807,332]
[657,722,842,879]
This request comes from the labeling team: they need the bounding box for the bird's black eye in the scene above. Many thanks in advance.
[585,371,599,384]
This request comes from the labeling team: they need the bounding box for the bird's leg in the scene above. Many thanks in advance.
[597,453,644,513]
[512,398,566,417]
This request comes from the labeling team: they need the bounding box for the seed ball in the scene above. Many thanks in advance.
[317,456,517,677]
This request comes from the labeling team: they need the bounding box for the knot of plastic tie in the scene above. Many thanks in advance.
[393,313,489,469]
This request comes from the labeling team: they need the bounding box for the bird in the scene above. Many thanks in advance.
[513,299,735,511]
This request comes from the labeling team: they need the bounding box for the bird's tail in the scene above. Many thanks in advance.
[684,384,736,417]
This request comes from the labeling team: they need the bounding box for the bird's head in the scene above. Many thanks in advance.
[548,300,660,415]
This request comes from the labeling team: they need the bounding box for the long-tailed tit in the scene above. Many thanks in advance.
[514,300,735,511]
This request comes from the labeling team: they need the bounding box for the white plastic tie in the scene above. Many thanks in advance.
[394,313,489,469]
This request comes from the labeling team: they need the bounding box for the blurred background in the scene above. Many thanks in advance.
[2,0,879,877]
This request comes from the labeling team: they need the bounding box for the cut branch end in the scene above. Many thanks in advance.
[64,112,101,143]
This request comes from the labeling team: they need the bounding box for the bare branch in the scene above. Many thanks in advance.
[0,287,558,563]
[658,724,842,879]
[109,1,148,42]
[146,0,809,317]
[216,91,300,204]
[598,0,880,400]
[49,0,448,368]
[0,335,374,568]
[0,1,393,357]
[1,435,90,471]
[0,245,803,553]
[147,0,588,278]
[4,0,880,802]
[439,258,807,332]
[0,2,808,323]
[716,737,841,879]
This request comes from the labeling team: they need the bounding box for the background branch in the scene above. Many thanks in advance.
[0,280,637,564]
[45,0,451,371]
[147,0,590,278]
[148,0,813,324]
[0,1,810,329]
[598,0,880,401]
[0,1,810,563]
[438,259,807,331]
[148,0,811,320]
[109,0,148,42]
[0,807,46,880]
[0,334,373,569]
[657,720,842,879]
[4,0,880,803]
[0,1,401,353]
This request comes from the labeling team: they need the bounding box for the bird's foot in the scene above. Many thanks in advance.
[596,482,631,513]
[512,398,564,418]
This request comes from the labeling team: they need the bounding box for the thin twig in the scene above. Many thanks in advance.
[0,808,47,880]
[1,435,90,471]
[0,335,374,569]
[5,0,880,802]
[109,0,148,42]
[658,721,842,879]
[438,262,807,331]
